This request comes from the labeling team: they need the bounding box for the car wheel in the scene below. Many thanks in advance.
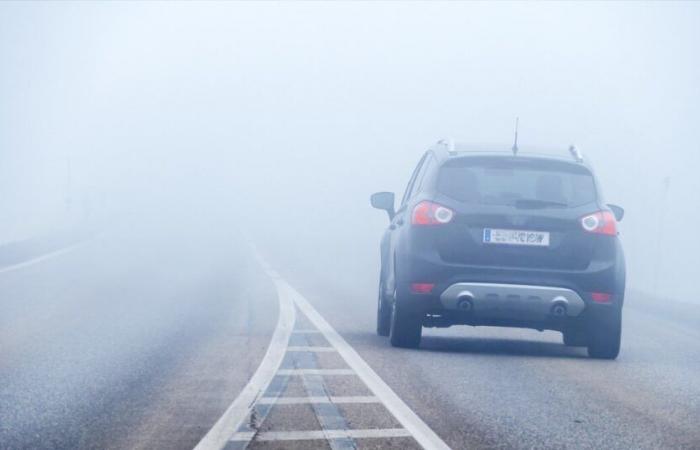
[587,310,622,359]
[389,291,422,348]
[376,281,391,337]
[562,327,588,347]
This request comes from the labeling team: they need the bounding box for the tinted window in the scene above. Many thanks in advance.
[410,153,435,198]
[401,153,428,206]
[437,157,597,207]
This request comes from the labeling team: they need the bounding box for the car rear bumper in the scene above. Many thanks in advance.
[439,282,586,321]
[394,248,625,330]
[397,244,624,296]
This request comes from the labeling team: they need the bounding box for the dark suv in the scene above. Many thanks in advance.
[371,141,626,359]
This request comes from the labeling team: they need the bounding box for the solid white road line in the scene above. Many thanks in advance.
[0,242,86,275]
[276,368,355,376]
[195,245,450,450]
[231,428,412,441]
[286,346,337,352]
[257,396,380,405]
[284,281,452,450]
[193,280,296,450]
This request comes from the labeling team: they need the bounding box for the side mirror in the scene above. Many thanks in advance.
[608,204,625,221]
[371,192,395,220]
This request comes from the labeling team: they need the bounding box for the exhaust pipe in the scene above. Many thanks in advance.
[457,295,474,312]
[551,303,567,317]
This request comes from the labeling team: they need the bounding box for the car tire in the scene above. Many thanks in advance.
[376,281,391,337]
[562,327,588,347]
[389,292,422,348]
[587,310,622,359]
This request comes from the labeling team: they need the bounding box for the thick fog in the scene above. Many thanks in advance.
[2,2,699,302]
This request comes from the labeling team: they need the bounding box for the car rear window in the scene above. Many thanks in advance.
[437,157,597,207]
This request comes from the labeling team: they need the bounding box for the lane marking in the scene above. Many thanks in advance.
[231,428,412,441]
[193,280,296,450]
[196,246,450,450]
[298,370,355,449]
[277,368,355,376]
[257,396,379,405]
[0,241,86,275]
[292,329,322,334]
[282,278,451,450]
[286,346,337,352]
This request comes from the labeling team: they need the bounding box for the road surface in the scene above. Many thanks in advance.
[2,219,699,449]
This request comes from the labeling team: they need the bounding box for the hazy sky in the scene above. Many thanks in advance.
[1,2,699,300]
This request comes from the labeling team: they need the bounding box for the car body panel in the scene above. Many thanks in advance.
[377,147,626,334]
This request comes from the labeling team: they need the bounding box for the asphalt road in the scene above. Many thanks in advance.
[256,234,700,450]
[2,220,699,449]
[0,218,278,450]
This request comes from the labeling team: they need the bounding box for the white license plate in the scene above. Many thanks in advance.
[483,228,550,246]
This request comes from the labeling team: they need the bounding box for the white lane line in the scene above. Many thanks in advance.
[197,245,450,450]
[0,241,86,275]
[266,269,281,279]
[231,428,412,441]
[292,329,322,334]
[277,368,355,376]
[286,346,337,352]
[257,396,380,405]
[193,280,296,450]
[283,280,451,450]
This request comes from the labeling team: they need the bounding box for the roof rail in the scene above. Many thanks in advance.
[568,145,584,163]
[437,138,456,154]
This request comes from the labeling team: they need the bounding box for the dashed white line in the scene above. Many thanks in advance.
[257,396,380,405]
[231,428,413,441]
[194,246,451,450]
[283,275,451,450]
[286,346,337,352]
[276,368,355,376]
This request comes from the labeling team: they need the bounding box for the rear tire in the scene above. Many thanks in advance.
[563,327,588,347]
[389,293,422,348]
[587,310,622,359]
[376,282,391,337]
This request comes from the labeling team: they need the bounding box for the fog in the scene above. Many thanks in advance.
[2,1,699,302]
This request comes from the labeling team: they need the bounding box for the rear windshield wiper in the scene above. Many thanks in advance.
[514,198,568,209]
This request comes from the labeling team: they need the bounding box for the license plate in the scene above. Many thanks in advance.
[483,228,550,246]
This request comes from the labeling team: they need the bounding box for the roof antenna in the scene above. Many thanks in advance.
[512,117,519,156]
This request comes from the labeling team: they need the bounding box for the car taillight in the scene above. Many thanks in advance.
[591,292,612,303]
[410,283,435,294]
[580,211,617,235]
[412,201,454,226]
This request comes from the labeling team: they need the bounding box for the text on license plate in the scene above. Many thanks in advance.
[483,228,550,246]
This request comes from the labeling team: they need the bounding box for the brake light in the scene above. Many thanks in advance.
[410,283,435,294]
[580,211,617,235]
[591,292,612,303]
[412,201,454,226]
